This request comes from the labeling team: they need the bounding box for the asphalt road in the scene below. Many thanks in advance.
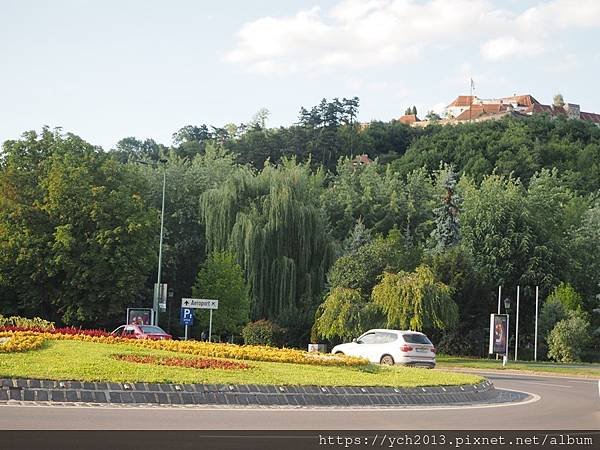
[0,372,598,430]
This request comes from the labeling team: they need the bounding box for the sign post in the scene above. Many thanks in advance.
[181,298,219,342]
[180,307,194,341]
[489,313,509,366]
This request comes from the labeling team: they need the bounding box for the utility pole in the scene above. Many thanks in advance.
[155,163,166,326]
[534,286,539,362]
[136,159,167,326]
[515,285,520,361]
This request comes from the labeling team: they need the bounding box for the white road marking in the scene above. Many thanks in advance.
[495,380,573,389]
[453,369,599,383]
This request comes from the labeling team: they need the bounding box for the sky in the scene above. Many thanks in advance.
[1,0,599,150]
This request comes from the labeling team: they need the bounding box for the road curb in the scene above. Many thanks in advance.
[0,378,527,407]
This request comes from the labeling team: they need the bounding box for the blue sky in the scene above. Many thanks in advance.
[2,0,599,150]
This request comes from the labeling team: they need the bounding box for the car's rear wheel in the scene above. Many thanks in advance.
[380,354,395,365]
[334,351,344,355]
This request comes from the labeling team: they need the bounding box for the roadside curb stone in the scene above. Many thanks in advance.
[0,378,528,407]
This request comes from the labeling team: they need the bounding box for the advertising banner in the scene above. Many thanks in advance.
[126,308,154,326]
[489,314,509,355]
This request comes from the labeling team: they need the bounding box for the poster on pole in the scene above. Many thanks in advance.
[126,308,154,326]
[489,314,509,355]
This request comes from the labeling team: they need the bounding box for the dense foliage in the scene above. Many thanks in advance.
[2,107,600,359]
[192,251,250,340]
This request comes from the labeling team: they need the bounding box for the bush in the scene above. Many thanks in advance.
[546,282,583,312]
[547,310,591,362]
[539,297,567,345]
[0,315,55,330]
[241,320,285,347]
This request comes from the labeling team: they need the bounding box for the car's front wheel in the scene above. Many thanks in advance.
[380,354,395,365]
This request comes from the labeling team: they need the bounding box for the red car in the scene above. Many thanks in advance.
[110,324,172,340]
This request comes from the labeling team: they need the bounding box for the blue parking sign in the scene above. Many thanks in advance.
[180,307,194,326]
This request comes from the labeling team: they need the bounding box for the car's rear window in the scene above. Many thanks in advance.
[402,333,432,345]
[140,326,164,333]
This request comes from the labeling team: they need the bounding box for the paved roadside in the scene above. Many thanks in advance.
[437,365,600,380]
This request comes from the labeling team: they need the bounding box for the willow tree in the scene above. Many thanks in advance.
[371,265,458,331]
[200,159,334,327]
[312,287,382,341]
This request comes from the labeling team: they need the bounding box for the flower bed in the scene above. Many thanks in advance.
[113,354,252,370]
[0,332,45,353]
[0,315,54,331]
[0,328,367,367]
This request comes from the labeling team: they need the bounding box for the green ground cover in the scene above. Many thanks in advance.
[436,355,600,377]
[0,340,482,387]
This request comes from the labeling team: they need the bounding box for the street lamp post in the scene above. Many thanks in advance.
[155,162,166,326]
[136,159,167,326]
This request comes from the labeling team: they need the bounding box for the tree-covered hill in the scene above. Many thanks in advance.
[2,106,599,360]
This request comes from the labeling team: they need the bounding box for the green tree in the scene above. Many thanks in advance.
[371,265,458,331]
[132,144,241,332]
[547,309,591,362]
[460,174,531,287]
[522,169,580,290]
[569,198,600,302]
[312,288,381,341]
[538,295,567,349]
[426,111,441,121]
[553,93,565,108]
[192,251,250,338]
[0,129,157,325]
[546,282,583,312]
[430,165,461,253]
[200,159,334,332]
[328,231,420,296]
[0,129,58,318]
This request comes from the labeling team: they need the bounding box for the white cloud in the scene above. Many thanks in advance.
[226,0,598,74]
[517,0,600,29]
[480,36,544,61]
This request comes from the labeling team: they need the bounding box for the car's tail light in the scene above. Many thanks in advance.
[400,344,414,352]
[431,346,436,354]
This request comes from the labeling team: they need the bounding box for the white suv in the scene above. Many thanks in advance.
[331,329,436,368]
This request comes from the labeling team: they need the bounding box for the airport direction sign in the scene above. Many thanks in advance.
[181,298,219,310]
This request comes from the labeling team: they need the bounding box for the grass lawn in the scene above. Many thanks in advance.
[436,355,600,377]
[0,340,483,387]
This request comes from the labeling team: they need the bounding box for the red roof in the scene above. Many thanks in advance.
[500,94,540,107]
[524,103,554,114]
[454,103,508,121]
[398,114,420,124]
[352,154,372,166]
[448,96,476,107]
[580,111,600,124]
